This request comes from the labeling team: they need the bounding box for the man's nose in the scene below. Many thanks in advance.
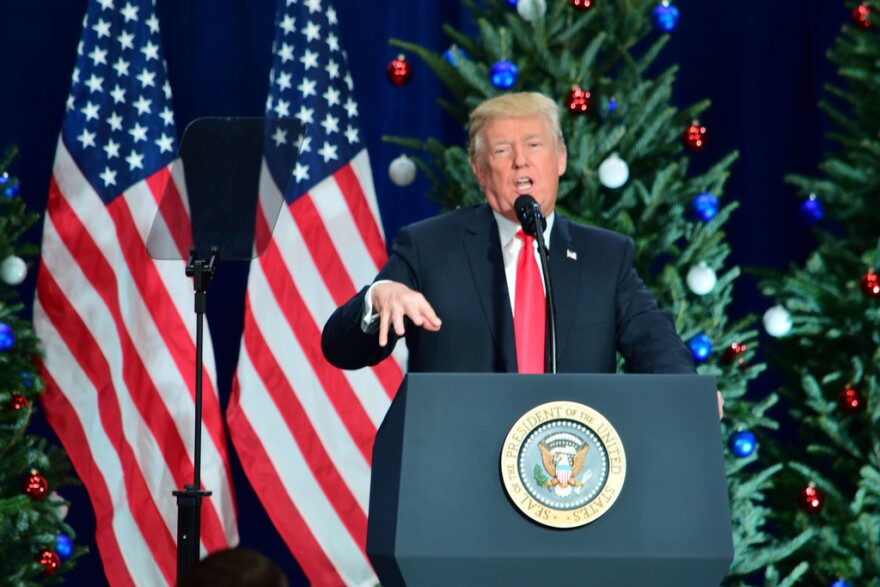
[513,146,528,168]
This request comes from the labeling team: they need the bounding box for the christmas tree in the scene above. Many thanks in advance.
[385,0,809,584]
[0,147,84,583]
[759,2,880,585]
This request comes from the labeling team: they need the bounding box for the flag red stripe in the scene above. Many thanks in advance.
[35,265,177,584]
[106,193,232,488]
[258,239,378,462]
[47,182,229,550]
[238,301,370,545]
[145,169,193,260]
[226,393,346,587]
[40,3,238,581]
[334,164,388,270]
[291,193,403,397]
[291,194,358,305]
[39,367,138,587]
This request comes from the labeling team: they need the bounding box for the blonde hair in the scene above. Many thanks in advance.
[468,92,564,165]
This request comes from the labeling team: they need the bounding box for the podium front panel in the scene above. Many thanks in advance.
[368,373,732,587]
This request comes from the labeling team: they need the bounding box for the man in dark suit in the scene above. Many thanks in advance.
[322,92,696,377]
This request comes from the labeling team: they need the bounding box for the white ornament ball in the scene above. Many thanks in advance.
[598,153,629,189]
[49,491,69,520]
[763,305,792,337]
[517,0,547,22]
[389,154,417,187]
[686,263,717,295]
[0,255,26,285]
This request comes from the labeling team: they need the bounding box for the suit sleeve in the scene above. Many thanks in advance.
[613,237,696,374]
[321,226,420,370]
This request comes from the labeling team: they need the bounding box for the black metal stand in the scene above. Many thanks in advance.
[174,246,220,580]
[534,236,557,374]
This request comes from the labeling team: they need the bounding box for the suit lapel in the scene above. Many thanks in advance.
[462,205,518,372]
[549,215,579,361]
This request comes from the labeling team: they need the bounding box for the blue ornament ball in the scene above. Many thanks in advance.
[442,46,469,66]
[730,430,757,458]
[651,2,680,32]
[687,333,712,362]
[506,0,518,6]
[830,581,852,587]
[4,183,20,198]
[690,193,719,222]
[55,533,74,560]
[490,60,518,90]
[0,172,8,184]
[798,196,824,224]
[0,323,14,351]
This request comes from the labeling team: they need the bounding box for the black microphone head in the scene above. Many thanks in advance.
[514,195,537,223]
[513,194,546,238]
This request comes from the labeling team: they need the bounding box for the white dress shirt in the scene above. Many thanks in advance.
[493,209,553,312]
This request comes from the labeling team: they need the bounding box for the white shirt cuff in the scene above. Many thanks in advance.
[360,280,390,333]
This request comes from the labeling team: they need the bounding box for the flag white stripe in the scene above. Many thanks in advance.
[248,260,374,503]
[349,149,385,241]
[271,203,393,425]
[51,144,236,540]
[39,2,238,581]
[310,161,383,287]
[230,2,403,584]
[235,347,376,586]
[40,213,180,543]
[33,300,166,586]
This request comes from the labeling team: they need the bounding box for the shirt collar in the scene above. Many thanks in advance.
[492,208,555,247]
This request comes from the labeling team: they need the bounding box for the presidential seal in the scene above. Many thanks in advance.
[500,401,626,529]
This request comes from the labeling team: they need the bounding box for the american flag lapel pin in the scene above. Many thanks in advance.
[566,249,577,260]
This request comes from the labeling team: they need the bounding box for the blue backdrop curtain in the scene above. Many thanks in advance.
[0,1,845,583]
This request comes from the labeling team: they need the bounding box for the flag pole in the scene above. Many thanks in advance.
[173,246,219,579]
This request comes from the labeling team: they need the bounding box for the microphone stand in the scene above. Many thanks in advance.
[514,196,558,374]
[534,228,557,374]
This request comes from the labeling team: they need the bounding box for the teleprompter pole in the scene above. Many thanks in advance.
[174,246,220,580]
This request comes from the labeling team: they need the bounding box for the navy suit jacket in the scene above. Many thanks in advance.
[322,204,695,374]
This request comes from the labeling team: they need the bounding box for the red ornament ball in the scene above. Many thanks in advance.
[860,271,880,297]
[798,484,824,514]
[569,0,594,11]
[22,472,49,500]
[681,121,708,151]
[722,342,748,366]
[853,3,872,29]
[36,550,61,575]
[8,394,29,410]
[838,385,865,414]
[566,86,594,115]
[386,55,413,87]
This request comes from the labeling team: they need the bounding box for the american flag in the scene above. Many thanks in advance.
[33,1,238,584]
[226,0,405,585]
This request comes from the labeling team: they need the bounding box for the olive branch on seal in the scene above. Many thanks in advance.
[533,465,549,487]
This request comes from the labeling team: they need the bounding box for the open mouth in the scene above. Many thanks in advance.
[515,177,533,192]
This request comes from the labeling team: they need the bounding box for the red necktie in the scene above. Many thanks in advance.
[514,230,546,373]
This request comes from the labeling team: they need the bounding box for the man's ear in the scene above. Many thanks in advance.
[470,160,483,184]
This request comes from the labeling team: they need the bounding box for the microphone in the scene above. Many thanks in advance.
[514,195,546,239]
[511,194,557,374]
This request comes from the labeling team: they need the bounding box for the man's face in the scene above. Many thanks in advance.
[471,115,567,223]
